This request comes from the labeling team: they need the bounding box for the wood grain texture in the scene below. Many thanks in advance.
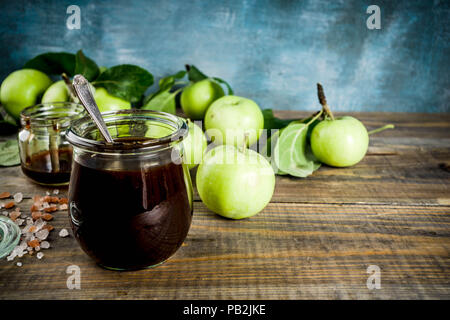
[0,112,449,300]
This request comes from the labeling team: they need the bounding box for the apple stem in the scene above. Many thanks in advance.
[368,124,395,135]
[317,83,334,121]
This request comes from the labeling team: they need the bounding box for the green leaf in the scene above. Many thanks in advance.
[0,106,18,135]
[186,65,208,82]
[142,71,187,114]
[154,70,187,95]
[273,122,320,177]
[24,52,76,76]
[74,50,100,81]
[0,139,20,166]
[262,109,295,130]
[212,77,234,95]
[94,64,154,103]
[142,89,179,114]
[186,65,234,95]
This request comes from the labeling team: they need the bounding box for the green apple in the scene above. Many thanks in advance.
[0,69,52,118]
[183,120,207,169]
[196,145,275,219]
[41,80,70,103]
[204,95,264,147]
[94,87,131,112]
[180,79,225,119]
[311,116,369,167]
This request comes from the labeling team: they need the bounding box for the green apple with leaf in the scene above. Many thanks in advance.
[0,69,52,118]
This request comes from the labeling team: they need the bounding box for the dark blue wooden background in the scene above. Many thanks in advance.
[0,0,448,112]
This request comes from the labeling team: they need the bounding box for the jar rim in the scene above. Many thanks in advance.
[20,102,85,128]
[66,109,188,152]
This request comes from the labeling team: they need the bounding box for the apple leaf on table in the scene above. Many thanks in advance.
[93,64,154,103]
[185,65,233,95]
[273,122,321,178]
[0,139,20,167]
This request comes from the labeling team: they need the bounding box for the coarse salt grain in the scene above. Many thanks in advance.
[40,241,50,249]
[34,218,46,231]
[13,192,23,203]
[16,262,22,267]
[53,189,59,195]
[59,228,69,237]
[36,252,44,259]
[36,229,49,240]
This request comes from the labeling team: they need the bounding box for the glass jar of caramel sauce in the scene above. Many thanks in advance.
[18,102,85,185]
[66,110,193,270]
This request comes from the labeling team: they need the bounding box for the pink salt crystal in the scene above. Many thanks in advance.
[9,211,21,221]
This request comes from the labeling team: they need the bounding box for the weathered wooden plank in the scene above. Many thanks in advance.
[0,112,449,300]
[0,201,448,299]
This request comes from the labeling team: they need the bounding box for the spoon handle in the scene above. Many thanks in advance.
[72,75,114,143]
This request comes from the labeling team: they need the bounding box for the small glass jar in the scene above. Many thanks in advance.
[0,216,21,259]
[66,110,193,270]
[18,102,85,186]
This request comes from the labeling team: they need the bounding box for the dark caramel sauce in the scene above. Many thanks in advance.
[68,137,192,270]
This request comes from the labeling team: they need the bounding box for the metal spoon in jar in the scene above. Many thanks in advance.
[72,74,114,143]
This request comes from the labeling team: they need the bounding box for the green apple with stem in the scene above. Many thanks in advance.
[0,69,52,118]
[180,79,225,119]
[311,116,369,167]
[183,119,207,169]
[204,95,264,147]
[310,83,392,167]
[196,144,275,219]
[94,87,131,112]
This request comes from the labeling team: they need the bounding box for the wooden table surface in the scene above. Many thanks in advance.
[0,111,449,300]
